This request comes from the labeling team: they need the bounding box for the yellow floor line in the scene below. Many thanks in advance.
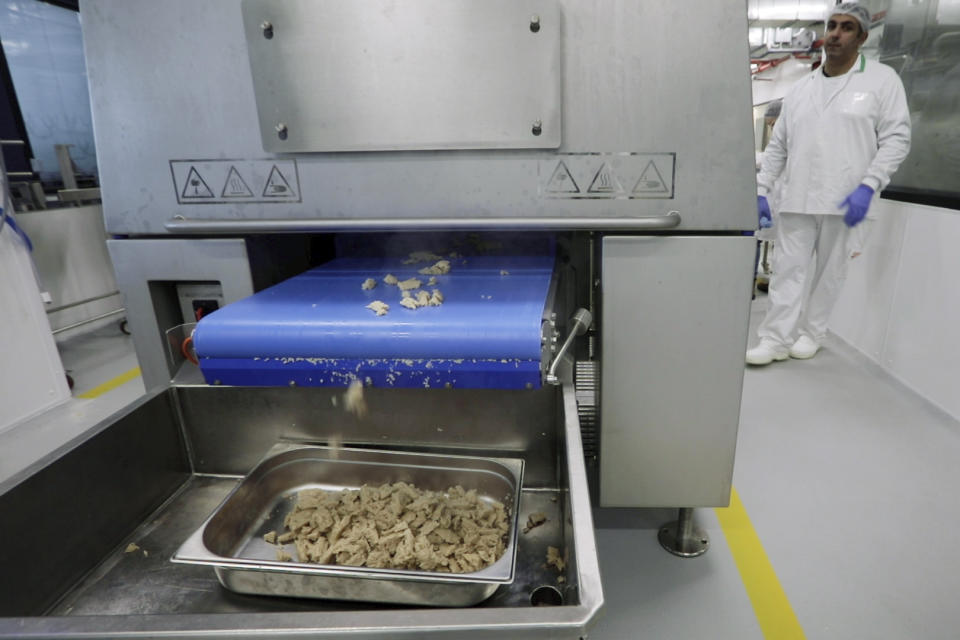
[76,366,142,399]
[715,487,806,640]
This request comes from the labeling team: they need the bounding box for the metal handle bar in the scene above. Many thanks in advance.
[163,212,681,234]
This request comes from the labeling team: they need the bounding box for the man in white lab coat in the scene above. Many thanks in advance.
[746,2,911,366]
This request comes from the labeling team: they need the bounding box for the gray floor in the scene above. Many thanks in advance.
[22,299,960,638]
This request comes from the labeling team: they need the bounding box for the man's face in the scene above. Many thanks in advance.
[824,14,867,63]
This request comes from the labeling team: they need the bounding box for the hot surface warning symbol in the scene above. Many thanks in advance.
[587,163,624,194]
[632,160,669,194]
[221,166,254,198]
[263,165,296,198]
[181,167,214,199]
[545,161,580,194]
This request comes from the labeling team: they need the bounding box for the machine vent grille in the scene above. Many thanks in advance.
[575,360,599,461]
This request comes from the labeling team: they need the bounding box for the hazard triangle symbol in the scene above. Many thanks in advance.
[262,165,296,198]
[221,166,254,198]
[632,160,669,194]
[181,167,214,199]
[587,163,624,194]
[545,161,580,194]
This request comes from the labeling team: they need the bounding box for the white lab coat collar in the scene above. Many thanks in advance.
[817,54,866,112]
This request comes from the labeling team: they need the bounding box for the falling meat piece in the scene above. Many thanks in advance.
[361,278,377,290]
[400,297,419,310]
[343,379,367,418]
[383,274,399,286]
[429,290,444,306]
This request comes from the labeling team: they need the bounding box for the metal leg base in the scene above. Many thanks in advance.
[658,507,709,557]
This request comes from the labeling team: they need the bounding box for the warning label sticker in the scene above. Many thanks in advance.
[539,153,675,200]
[170,159,300,204]
[262,165,296,198]
[587,162,624,195]
[544,161,580,194]
[632,160,669,195]
[181,167,215,199]
[221,166,254,198]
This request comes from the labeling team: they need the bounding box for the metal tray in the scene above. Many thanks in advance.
[173,443,524,606]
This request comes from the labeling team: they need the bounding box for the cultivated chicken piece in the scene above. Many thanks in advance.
[397,278,422,291]
[366,300,389,316]
[275,482,510,573]
[418,260,451,276]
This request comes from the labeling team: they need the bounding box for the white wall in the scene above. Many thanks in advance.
[0,219,71,432]
[15,205,122,339]
[831,199,960,423]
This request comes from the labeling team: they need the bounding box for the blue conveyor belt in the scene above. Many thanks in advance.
[193,252,554,389]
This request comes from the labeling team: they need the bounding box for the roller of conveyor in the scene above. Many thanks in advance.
[193,253,555,389]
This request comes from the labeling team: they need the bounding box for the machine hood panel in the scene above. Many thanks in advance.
[80,0,757,233]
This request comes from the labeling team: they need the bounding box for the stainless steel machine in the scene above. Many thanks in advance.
[0,0,756,637]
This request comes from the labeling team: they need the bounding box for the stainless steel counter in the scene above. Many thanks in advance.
[52,476,570,616]
[0,384,602,638]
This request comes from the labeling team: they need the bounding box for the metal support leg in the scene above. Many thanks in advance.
[658,507,709,557]
[55,144,78,190]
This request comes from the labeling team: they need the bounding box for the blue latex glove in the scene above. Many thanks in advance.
[840,184,874,227]
[757,196,772,229]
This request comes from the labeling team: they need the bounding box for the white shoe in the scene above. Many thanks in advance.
[789,335,820,359]
[746,339,789,365]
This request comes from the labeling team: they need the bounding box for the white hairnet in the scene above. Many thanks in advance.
[830,2,871,34]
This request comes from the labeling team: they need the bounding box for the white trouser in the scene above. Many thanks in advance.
[757,212,867,346]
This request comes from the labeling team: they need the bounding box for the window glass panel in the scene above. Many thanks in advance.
[880,0,960,208]
[0,0,98,183]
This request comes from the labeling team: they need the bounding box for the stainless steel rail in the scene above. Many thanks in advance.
[51,308,125,335]
[164,212,682,233]
[46,291,120,315]
[547,309,592,385]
